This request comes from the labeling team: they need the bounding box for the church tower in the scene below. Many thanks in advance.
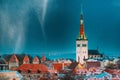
[76,6,88,64]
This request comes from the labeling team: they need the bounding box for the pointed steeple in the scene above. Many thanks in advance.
[23,55,30,64]
[33,56,39,64]
[80,4,84,35]
[77,4,87,40]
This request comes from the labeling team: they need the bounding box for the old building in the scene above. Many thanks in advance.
[68,62,87,74]
[76,7,88,64]
[9,54,19,70]
[86,60,101,69]
[41,55,46,63]
[53,60,71,72]
[76,7,104,64]
[23,55,30,64]
[0,56,8,70]
[33,56,39,64]
[16,64,49,79]
[0,70,23,80]
[88,50,104,59]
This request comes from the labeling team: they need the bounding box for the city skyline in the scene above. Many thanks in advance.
[0,0,120,58]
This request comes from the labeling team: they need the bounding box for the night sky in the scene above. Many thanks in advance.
[0,0,120,58]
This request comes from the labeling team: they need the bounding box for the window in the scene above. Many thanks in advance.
[82,44,87,47]
[77,44,80,47]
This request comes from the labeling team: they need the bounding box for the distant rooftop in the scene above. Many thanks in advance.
[88,50,103,55]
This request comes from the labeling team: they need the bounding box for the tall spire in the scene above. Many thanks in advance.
[80,4,84,35]
[80,4,83,15]
[78,4,87,40]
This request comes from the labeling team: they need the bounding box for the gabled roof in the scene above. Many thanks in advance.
[23,55,29,63]
[68,62,84,70]
[9,54,19,63]
[88,50,102,55]
[33,56,39,62]
[41,55,46,61]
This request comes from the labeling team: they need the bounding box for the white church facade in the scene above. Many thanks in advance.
[76,9,88,64]
[76,8,104,64]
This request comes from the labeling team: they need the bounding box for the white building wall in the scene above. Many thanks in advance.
[9,63,19,69]
[76,40,88,64]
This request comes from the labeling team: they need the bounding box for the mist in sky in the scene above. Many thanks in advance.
[0,0,120,58]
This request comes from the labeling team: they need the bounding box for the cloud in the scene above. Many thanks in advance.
[32,0,50,41]
[0,0,52,53]
[0,1,30,53]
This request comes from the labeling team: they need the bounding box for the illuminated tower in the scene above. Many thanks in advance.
[76,6,88,64]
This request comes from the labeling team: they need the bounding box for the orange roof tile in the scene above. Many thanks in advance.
[53,63,62,71]
[53,63,69,71]
[41,55,46,61]
[9,54,19,63]
[16,64,48,73]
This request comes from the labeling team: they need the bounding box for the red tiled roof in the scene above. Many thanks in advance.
[23,55,29,64]
[33,56,39,62]
[104,69,120,76]
[53,63,70,71]
[86,61,101,69]
[41,55,46,61]
[16,64,48,73]
[9,54,19,63]
[53,63,62,71]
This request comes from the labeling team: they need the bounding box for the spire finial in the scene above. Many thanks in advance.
[80,3,83,15]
